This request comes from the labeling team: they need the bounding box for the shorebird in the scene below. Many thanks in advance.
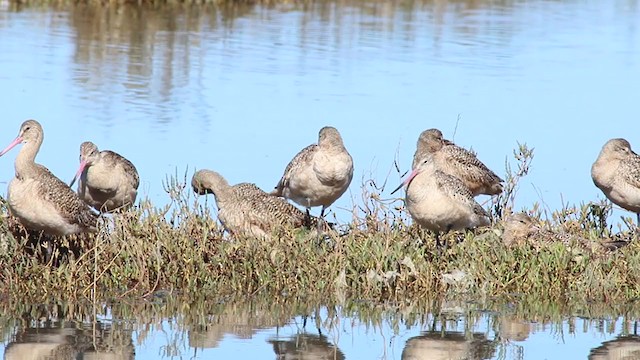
[401,157,490,246]
[395,128,503,196]
[502,212,626,253]
[271,126,353,223]
[592,138,640,227]
[0,120,97,236]
[192,169,324,239]
[69,141,139,212]
[411,128,455,170]
[501,212,539,247]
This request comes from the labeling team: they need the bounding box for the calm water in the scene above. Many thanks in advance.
[1,298,640,360]
[0,0,639,223]
[1,0,639,358]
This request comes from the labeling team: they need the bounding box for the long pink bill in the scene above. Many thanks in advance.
[0,136,23,157]
[390,168,421,195]
[69,160,88,187]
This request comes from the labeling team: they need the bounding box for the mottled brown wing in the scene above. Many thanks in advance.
[435,169,488,217]
[234,183,265,197]
[441,145,504,183]
[442,138,456,146]
[35,165,98,228]
[622,153,640,188]
[236,182,309,228]
[272,144,317,195]
[435,170,474,198]
[103,150,140,189]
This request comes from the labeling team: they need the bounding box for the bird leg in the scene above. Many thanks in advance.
[304,208,312,228]
[435,233,442,248]
[317,206,327,233]
[439,224,455,249]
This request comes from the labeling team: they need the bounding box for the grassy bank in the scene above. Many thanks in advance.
[0,162,638,305]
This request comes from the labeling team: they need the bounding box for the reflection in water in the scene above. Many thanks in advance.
[1,1,640,357]
[3,297,640,359]
[63,0,531,129]
[3,321,134,360]
[188,305,285,349]
[401,331,495,360]
[0,0,638,221]
[589,335,640,360]
[499,316,532,342]
[269,333,345,360]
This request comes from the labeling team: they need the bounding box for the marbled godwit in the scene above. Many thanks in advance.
[398,128,503,196]
[501,212,530,246]
[69,141,139,212]
[192,169,323,239]
[502,212,626,253]
[402,157,490,246]
[411,128,454,170]
[591,138,640,226]
[271,126,353,222]
[0,120,97,236]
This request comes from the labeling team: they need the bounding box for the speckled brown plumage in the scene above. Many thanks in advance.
[501,212,627,253]
[0,120,98,236]
[405,158,490,242]
[411,128,503,196]
[592,138,640,226]
[193,169,322,239]
[271,126,353,219]
[71,141,139,212]
[272,144,316,197]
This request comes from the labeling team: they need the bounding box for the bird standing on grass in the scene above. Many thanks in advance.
[70,141,139,213]
[592,138,640,228]
[193,169,325,239]
[399,157,490,247]
[0,120,97,236]
[395,128,503,197]
[271,126,353,229]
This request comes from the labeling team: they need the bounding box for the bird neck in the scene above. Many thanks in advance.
[14,140,41,179]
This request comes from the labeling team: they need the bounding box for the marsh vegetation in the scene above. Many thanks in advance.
[0,145,637,306]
